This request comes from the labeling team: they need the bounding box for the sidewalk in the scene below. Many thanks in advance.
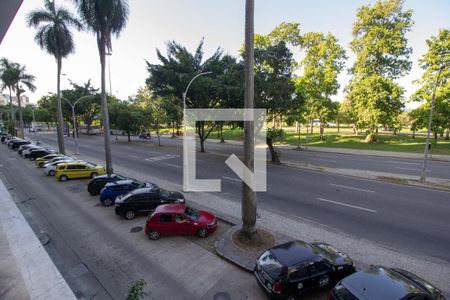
[0,176,76,300]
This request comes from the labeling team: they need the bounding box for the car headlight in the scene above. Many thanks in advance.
[176,198,185,203]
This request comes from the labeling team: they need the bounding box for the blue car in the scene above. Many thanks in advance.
[99,179,155,206]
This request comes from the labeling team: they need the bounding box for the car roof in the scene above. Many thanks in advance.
[341,266,423,299]
[93,173,121,179]
[269,240,322,267]
[107,179,136,186]
[132,185,158,194]
[155,204,186,214]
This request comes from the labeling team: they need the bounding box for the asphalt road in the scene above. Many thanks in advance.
[29,132,450,264]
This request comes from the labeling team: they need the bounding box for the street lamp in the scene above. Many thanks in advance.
[61,95,91,155]
[420,59,449,181]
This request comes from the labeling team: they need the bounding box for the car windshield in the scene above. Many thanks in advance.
[312,243,342,262]
[133,181,145,188]
[86,163,96,168]
[159,188,170,198]
[258,250,284,279]
[393,269,440,295]
[184,207,200,220]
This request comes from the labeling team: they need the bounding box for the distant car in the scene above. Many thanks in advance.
[55,161,105,181]
[22,146,44,157]
[99,179,155,206]
[328,265,446,300]
[114,187,185,220]
[43,159,78,176]
[11,140,31,150]
[35,153,63,167]
[254,240,354,300]
[28,149,54,160]
[145,204,217,240]
[139,133,151,139]
[17,144,38,155]
[87,173,127,196]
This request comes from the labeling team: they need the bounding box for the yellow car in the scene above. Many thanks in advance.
[55,161,106,181]
[35,153,63,167]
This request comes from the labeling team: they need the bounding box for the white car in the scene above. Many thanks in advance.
[43,159,80,176]
[22,146,44,157]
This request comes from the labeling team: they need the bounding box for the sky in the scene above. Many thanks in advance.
[0,0,449,110]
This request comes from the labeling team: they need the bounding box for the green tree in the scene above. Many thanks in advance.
[109,101,142,142]
[149,97,168,146]
[347,0,413,139]
[27,0,82,154]
[146,39,228,152]
[0,58,19,122]
[13,64,36,138]
[73,0,130,173]
[411,29,450,141]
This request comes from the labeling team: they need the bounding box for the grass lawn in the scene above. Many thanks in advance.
[218,126,450,156]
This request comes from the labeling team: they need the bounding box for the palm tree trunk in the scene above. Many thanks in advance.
[99,37,113,173]
[241,0,257,237]
[8,87,14,122]
[56,57,66,154]
[16,86,24,138]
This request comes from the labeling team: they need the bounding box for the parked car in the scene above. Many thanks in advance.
[87,173,127,196]
[254,240,354,300]
[28,149,54,160]
[328,265,446,300]
[18,144,38,155]
[11,140,31,150]
[43,159,79,176]
[1,134,9,143]
[22,145,43,157]
[100,179,155,206]
[55,161,105,181]
[114,187,185,220]
[35,153,63,167]
[145,204,217,240]
[139,132,151,139]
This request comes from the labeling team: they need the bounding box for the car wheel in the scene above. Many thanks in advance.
[59,175,68,182]
[284,295,299,300]
[30,157,36,161]
[125,210,136,220]
[91,172,98,178]
[89,191,96,196]
[103,198,113,206]
[48,170,55,176]
[197,228,209,238]
[148,231,160,240]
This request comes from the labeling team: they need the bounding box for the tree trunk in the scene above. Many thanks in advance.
[99,36,113,174]
[241,0,257,238]
[412,131,415,139]
[305,122,309,148]
[55,56,66,154]
[337,119,340,133]
[8,87,14,123]
[157,125,161,146]
[172,122,175,138]
[296,123,301,149]
[280,114,283,130]
[127,133,131,142]
[16,86,24,138]
[220,123,225,143]
[310,120,313,134]
[434,131,438,144]
[445,129,449,140]
[267,137,280,164]
[319,122,324,141]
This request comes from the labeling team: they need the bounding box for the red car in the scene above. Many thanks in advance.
[145,204,217,240]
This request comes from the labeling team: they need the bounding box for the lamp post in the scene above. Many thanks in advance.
[182,71,212,135]
[61,96,90,155]
[420,60,448,181]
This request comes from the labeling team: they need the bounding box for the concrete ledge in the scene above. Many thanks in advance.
[0,178,76,300]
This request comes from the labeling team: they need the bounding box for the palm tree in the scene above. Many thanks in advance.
[0,58,19,122]
[72,0,129,173]
[27,0,82,154]
[13,64,36,138]
[241,0,257,237]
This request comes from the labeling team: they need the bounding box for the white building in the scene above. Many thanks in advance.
[0,93,30,106]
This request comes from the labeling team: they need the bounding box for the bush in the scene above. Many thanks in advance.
[126,279,146,300]
[267,128,286,142]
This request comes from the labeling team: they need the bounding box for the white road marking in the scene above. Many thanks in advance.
[316,197,377,213]
[395,166,430,172]
[317,154,339,158]
[388,160,420,166]
[312,158,337,163]
[145,154,180,162]
[330,183,375,193]
[222,176,241,182]
[164,163,182,169]
[128,154,140,159]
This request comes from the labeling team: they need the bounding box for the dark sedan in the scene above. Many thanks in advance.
[115,187,185,220]
[87,173,127,195]
[328,265,446,300]
[27,149,54,160]
[11,140,31,150]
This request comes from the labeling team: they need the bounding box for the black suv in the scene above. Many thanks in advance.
[114,187,185,220]
[254,240,354,300]
[87,173,127,195]
[329,265,446,300]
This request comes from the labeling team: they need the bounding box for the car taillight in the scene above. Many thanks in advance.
[272,280,282,294]
[327,290,334,300]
